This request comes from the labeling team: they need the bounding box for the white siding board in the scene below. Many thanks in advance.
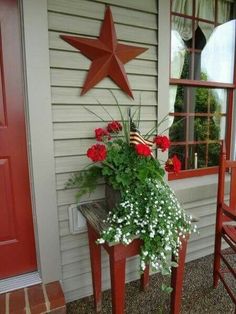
[49,32,158,61]
[48,0,157,29]
[189,224,215,243]
[63,269,143,301]
[56,173,74,190]
[186,246,214,263]
[52,105,157,122]
[58,205,70,221]
[55,155,90,173]
[57,185,104,206]
[187,235,215,254]
[51,88,158,106]
[62,247,109,269]
[62,245,90,266]
[194,214,216,230]
[59,220,71,237]
[185,202,216,218]
[51,69,157,91]
[183,197,217,211]
[53,121,156,140]
[63,257,140,293]
[94,0,157,14]
[48,12,158,45]
[56,173,104,191]
[54,138,94,157]
[60,234,89,251]
[53,122,99,139]
[63,252,111,280]
[63,268,144,302]
[50,50,157,76]
[62,258,95,280]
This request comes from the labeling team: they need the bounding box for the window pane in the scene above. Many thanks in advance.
[170,85,227,114]
[187,144,206,169]
[207,142,220,166]
[192,117,208,141]
[197,0,215,21]
[190,144,207,169]
[169,117,186,142]
[172,0,193,16]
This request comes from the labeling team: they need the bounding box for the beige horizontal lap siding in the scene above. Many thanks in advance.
[172,176,229,263]
[48,0,158,302]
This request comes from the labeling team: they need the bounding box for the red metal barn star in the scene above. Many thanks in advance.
[60,7,148,98]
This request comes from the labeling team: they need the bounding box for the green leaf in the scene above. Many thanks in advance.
[161,283,173,294]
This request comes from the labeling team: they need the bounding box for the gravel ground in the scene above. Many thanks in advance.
[67,253,235,313]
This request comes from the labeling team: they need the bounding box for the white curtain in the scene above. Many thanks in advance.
[172,0,233,41]
[169,31,186,123]
[172,0,193,40]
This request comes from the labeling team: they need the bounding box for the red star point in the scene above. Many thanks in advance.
[60,6,148,98]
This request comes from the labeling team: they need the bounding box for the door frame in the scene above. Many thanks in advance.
[20,0,61,283]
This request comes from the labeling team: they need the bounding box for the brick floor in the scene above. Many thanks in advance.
[0,281,66,314]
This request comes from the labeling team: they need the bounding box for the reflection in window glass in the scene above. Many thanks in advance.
[172,0,193,16]
[169,117,186,142]
[169,85,227,170]
[197,0,215,21]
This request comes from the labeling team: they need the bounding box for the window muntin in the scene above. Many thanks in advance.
[169,0,235,178]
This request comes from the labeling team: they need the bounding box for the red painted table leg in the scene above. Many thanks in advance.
[170,236,188,314]
[109,249,126,314]
[87,223,102,313]
[140,265,149,291]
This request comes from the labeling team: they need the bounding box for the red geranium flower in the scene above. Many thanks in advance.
[107,121,122,133]
[165,155,181,173]
[135,143,152,157]
[154,135,170,152]
[95,128,111,141]
[87,144,107,162]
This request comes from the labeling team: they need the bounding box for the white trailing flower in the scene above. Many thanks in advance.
[97,178,195,276]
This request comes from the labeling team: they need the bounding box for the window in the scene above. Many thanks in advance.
[169,0,236,179]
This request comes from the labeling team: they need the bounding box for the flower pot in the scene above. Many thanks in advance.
[105,184,121,211]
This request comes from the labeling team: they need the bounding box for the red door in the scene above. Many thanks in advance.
[0,0,37,278]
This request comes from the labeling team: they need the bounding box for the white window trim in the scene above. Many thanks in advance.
[20,0,61,283]
[158,0,170,164]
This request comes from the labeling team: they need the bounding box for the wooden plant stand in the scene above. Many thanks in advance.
[80,201,189,314]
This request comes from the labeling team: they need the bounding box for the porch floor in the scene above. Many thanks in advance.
[67,253,236,313]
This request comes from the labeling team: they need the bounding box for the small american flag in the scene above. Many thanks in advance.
[129,120,153,149]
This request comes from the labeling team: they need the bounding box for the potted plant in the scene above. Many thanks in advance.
[67,107,195,280]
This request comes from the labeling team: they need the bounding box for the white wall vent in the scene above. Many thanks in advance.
[68,204,87,234]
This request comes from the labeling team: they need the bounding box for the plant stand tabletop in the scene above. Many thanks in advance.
[79,201,189,314]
